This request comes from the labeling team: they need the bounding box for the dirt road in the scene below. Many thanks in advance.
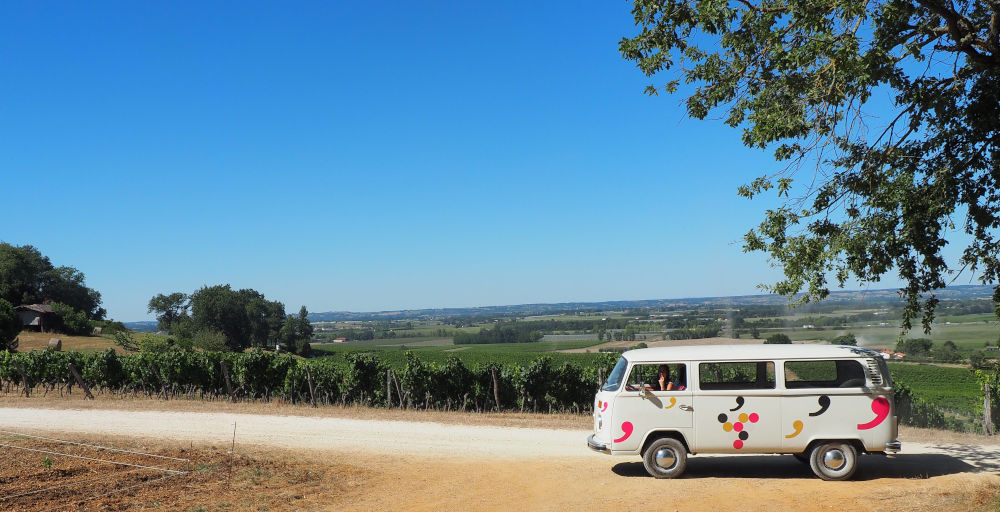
[2,403,999,511]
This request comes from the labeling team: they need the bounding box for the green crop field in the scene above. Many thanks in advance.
[888,363,982,416]
[773,321,1000,349]
[311,338,607,368]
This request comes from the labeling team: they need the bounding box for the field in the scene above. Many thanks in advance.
[311,337,608,367]
[889,363,984,416]
[773,322,1000,349]
[14,332,119,353]
[0,429,364,511]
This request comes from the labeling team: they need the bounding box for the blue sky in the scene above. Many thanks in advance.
[1,1,923,321]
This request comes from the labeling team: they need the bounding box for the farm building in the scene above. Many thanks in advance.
[15,304,55,332]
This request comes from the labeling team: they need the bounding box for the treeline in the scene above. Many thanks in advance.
[147,287,313,355]
[0,349,617,414]
[453,323,543,345]
[0,244,120,346]
[666,324,722,340]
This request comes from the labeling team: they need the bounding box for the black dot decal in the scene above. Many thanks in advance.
[718,414,728,423]
[738,431,749,441]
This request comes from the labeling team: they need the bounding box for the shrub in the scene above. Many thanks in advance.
[0,299,20,351]
[765,333,792,344]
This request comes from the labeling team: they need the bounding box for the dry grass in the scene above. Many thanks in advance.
[13,331,121,353]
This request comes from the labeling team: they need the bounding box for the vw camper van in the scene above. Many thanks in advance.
[587,345,899,480]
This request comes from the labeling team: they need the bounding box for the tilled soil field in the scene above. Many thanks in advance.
[0,433,366,511]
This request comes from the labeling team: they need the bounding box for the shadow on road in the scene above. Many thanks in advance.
[612,453,981,480]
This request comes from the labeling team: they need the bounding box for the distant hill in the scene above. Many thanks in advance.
[307,284,996,322]
[123,321,159,332]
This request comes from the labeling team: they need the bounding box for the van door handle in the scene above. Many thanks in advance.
[679,405,693,411]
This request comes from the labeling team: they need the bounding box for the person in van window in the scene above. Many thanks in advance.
[673,365,687,391]
[656,365,675,391]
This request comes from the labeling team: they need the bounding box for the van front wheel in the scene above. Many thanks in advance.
[809,441,857,481]
[642,438,687,479]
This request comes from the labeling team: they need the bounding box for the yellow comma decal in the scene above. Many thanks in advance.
[664,397,677,409]
[785,420,803,439]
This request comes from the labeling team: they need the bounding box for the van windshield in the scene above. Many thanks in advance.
[602,357,628,391]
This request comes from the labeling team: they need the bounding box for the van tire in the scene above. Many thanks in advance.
[642,438,687,479]
[808,441,858,481]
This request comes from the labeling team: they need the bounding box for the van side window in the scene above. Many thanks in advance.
[698,362,775,390]
[784,360,867,388]
[625,363,687,391]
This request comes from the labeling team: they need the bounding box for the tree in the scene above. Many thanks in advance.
[765,333,792,344]
[187,285,285,350]
[896,337,934,356]
[0,298,20,351]
[832,333,858,346]
[50,302,92,335]
[279,306,314,355]
[0,243,105,319]
[147,292,189,332]
[621,0,1000,332]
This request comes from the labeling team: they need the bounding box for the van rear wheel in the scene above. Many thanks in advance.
[808,441,857,481]
[642,438,687,479]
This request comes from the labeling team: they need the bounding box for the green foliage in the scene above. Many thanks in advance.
[896,338,934,357]
[191,328,229,352]
[831,333,857,346]
[621,0,1000,332]
[50,302,93,335]
[147,292,189,332]
[0,298,20,351]
[187,285,285,350]
[279,306,314,355]
[764,333,791,344]
[889,363,981,418]
[0,347,611,413]
[139,334,173,353]
[0,243,104,319]
[667,324,721,340]
[94,319,127,335]
[453,322,544,345]
[113,330,140,352]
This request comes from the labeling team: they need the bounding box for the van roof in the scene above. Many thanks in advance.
[622,344,880,362]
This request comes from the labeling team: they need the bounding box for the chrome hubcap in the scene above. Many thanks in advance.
[823,449,846,470]
[655,448,677,469]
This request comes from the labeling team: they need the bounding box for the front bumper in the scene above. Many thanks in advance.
[587,434,610,454]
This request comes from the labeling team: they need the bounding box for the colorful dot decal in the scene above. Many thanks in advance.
[718,403,759,449]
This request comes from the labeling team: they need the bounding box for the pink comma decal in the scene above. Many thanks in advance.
[614,421,633,443]
[600,401,608,413]
[857,397,890,430]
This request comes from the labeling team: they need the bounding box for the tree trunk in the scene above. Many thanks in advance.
[986,382,995,436]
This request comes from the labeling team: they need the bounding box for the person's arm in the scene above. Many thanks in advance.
[665,381,675,391]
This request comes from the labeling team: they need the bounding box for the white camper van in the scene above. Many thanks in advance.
[587,344,899,480]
